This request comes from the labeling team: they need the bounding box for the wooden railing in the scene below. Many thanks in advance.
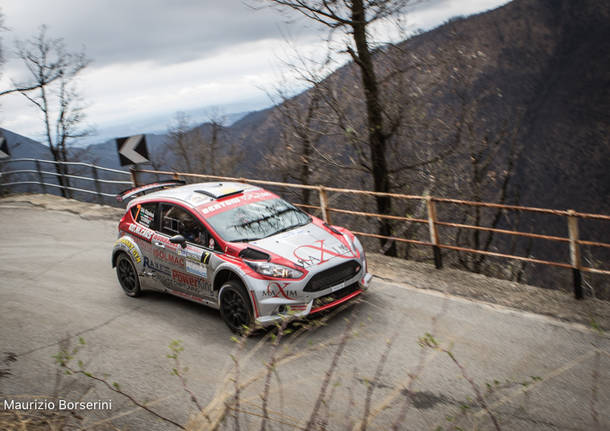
[132,168,610,299]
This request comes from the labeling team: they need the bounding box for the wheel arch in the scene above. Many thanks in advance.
[111,249,124,268]
[111,236,144,273]
[213,268,246,292]
[214,268,258,315]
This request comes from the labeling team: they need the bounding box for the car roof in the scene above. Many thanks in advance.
[130,181,267,210]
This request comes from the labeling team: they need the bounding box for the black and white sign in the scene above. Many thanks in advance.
[0,131,10,159]
[116,134,149,166]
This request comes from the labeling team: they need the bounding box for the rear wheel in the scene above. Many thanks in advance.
[219,281,253,333]
[116,253,141,297]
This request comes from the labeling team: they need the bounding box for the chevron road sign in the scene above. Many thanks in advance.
[116,134,149,166]
[0,131,10,159]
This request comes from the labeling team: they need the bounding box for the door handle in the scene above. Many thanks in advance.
[153,241,165,249]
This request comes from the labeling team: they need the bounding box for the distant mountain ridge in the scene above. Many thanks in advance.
[80,109,252,147]
[0,128,54,160]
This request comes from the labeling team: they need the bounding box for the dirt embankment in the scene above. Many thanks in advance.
[2,193,608,331]
[367,253,609,331]
[0,194,124,220]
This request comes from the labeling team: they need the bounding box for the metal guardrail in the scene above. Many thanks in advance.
[132,168,610,299]
[0,158,133,204]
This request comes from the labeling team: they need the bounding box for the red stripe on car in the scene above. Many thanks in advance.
[310,289,363,314]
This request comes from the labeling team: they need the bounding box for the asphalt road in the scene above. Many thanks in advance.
[0,202,608,430]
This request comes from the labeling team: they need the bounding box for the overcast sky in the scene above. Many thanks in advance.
[0,0,510,144]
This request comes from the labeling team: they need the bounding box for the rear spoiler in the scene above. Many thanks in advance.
[117,180,186,202]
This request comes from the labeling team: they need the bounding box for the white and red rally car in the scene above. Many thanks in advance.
[112,180,372,332]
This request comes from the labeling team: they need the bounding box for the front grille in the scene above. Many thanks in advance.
[312,283,360,309]
[304,260,361,292]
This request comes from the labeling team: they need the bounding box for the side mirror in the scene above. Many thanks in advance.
[169,234,187,248]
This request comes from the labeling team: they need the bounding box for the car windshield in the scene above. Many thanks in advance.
[205,198,311,242]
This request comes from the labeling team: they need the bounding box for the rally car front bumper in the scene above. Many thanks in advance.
[254,271,373,326]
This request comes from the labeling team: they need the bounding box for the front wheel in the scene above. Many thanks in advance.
[116,253,141,297]
[219,281,253,333]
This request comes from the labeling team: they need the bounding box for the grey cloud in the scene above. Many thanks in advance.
[5,0,312,67]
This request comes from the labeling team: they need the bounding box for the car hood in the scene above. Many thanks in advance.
[249,223,357,269]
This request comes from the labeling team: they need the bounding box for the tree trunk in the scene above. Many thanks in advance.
[210,123,219,175]
[351,0,396,255]
[300,137,312,205]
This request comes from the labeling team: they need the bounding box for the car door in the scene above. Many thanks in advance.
[155,203,216,299]
[128,201,166,291]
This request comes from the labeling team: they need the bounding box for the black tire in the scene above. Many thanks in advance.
[116,252,142,297]
[219,280,253,333]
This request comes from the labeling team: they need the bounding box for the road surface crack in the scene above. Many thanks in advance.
[16,305,144,358]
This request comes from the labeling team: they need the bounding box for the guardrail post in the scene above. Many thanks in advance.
[91,165,103,205]
[426,196,443,269]
[35,160,47,194]
[318,186,331,224]
[567,209,583,299]
[129,167,139,187]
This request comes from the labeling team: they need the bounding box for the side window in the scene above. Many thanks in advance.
[160,204,214,248]
[131,202,157,229]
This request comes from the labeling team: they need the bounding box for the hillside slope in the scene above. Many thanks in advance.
[225,0,609,214]
[220,0,610,289]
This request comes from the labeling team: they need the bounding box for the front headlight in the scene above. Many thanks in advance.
[245,261,303,279]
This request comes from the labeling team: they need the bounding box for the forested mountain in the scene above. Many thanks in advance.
[217,0,610,290]
[224,0,609,214]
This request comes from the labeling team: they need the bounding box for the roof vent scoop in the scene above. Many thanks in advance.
[194,189,217,199]
[194,188,244,200]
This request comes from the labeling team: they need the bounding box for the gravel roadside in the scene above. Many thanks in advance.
[367,253,609,331]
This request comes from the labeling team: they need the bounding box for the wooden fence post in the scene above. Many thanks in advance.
[426,196,443,269]
[567,209,583,299]
[318,186,331,224]
[129,167,139,187]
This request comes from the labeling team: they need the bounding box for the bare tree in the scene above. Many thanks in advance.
[203,113,244,177]
[166,110,243,178]
[266,81,326,205]
[262,0,422,255]
[428,33,526,276]
[452,115,524,274]
[167,112,204,174]
[7,26,91,197]
[205,107,227,176]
